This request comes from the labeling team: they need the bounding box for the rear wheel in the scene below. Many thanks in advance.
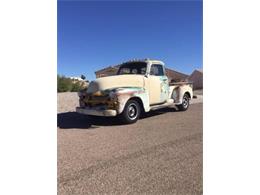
[120,99,140,124]
[177,93,190,111]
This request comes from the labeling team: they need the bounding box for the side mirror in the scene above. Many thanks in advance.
[144,73,149,78]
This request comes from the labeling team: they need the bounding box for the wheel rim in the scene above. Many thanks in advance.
[183,96,189,108]
[127,103,138,120]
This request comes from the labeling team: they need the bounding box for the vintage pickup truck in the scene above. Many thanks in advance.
[76,59,193,124]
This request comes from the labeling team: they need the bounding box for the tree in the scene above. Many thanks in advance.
[80,74,86,80]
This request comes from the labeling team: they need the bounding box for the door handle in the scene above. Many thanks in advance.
[163,79,167,82]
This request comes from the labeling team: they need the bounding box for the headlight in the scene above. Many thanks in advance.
[109,91,117,99]
[78,90,87,98]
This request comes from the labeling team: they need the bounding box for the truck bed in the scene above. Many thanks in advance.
[169,81,193,86]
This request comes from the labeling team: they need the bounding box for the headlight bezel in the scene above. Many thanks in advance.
[109,90,117,100]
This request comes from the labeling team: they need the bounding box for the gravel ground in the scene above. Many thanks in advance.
[57,92,203,194]
[193,89,203,96]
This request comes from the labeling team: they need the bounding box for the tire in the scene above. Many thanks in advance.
[177,93,190,111]
[120,99,140,124]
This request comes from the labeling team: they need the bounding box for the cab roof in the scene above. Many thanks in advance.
[122,58,165,66]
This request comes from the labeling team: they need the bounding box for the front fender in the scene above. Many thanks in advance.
[114,87,150,114]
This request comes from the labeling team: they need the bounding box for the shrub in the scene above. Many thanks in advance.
[71,81,82,92]
[57,75,86,92]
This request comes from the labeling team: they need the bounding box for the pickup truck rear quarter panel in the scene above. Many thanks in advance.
[170,83,193,104]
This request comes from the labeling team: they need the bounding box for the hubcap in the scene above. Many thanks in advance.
[128,103,138,120]
[183,96,189,108]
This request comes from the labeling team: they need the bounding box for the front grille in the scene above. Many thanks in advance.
[83,95,117,109]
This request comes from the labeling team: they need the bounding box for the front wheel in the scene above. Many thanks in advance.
[177,93,190,111]
[120,99,140,124]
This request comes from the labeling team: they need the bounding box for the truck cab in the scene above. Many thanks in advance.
[76,59,193,124]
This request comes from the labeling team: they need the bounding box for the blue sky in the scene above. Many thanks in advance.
[58,0,202,81]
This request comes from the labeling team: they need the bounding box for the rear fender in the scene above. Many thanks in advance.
[171,85,193,104]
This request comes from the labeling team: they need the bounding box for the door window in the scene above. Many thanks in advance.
[150,64,165,76]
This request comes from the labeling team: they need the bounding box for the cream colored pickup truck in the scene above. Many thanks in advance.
[76,59,193,124]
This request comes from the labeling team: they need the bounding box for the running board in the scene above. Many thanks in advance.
[150,99,174,111]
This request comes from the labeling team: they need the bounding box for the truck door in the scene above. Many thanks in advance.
[148,64,169,105]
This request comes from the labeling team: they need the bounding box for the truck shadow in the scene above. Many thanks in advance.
[57,107,178,129]
[140,107,177,119]
[57,112,92,129]
[57,112,127,129]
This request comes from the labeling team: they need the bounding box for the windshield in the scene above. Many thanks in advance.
[117,62,147,75]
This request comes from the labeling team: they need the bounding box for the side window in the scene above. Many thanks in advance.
[150,64,165,76]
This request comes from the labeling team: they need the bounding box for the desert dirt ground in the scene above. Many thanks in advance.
[57,92,203,194]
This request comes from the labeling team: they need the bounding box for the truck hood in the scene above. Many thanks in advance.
[87,75,144,94]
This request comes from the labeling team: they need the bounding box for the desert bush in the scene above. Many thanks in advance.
[71,81,83,92]
[57,75,85,92]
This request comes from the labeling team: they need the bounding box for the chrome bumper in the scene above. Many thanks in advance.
[76,107,117,117]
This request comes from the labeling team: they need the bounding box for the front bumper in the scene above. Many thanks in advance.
[76,107,117,117]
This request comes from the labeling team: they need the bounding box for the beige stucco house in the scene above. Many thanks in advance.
[187,69,203,89]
